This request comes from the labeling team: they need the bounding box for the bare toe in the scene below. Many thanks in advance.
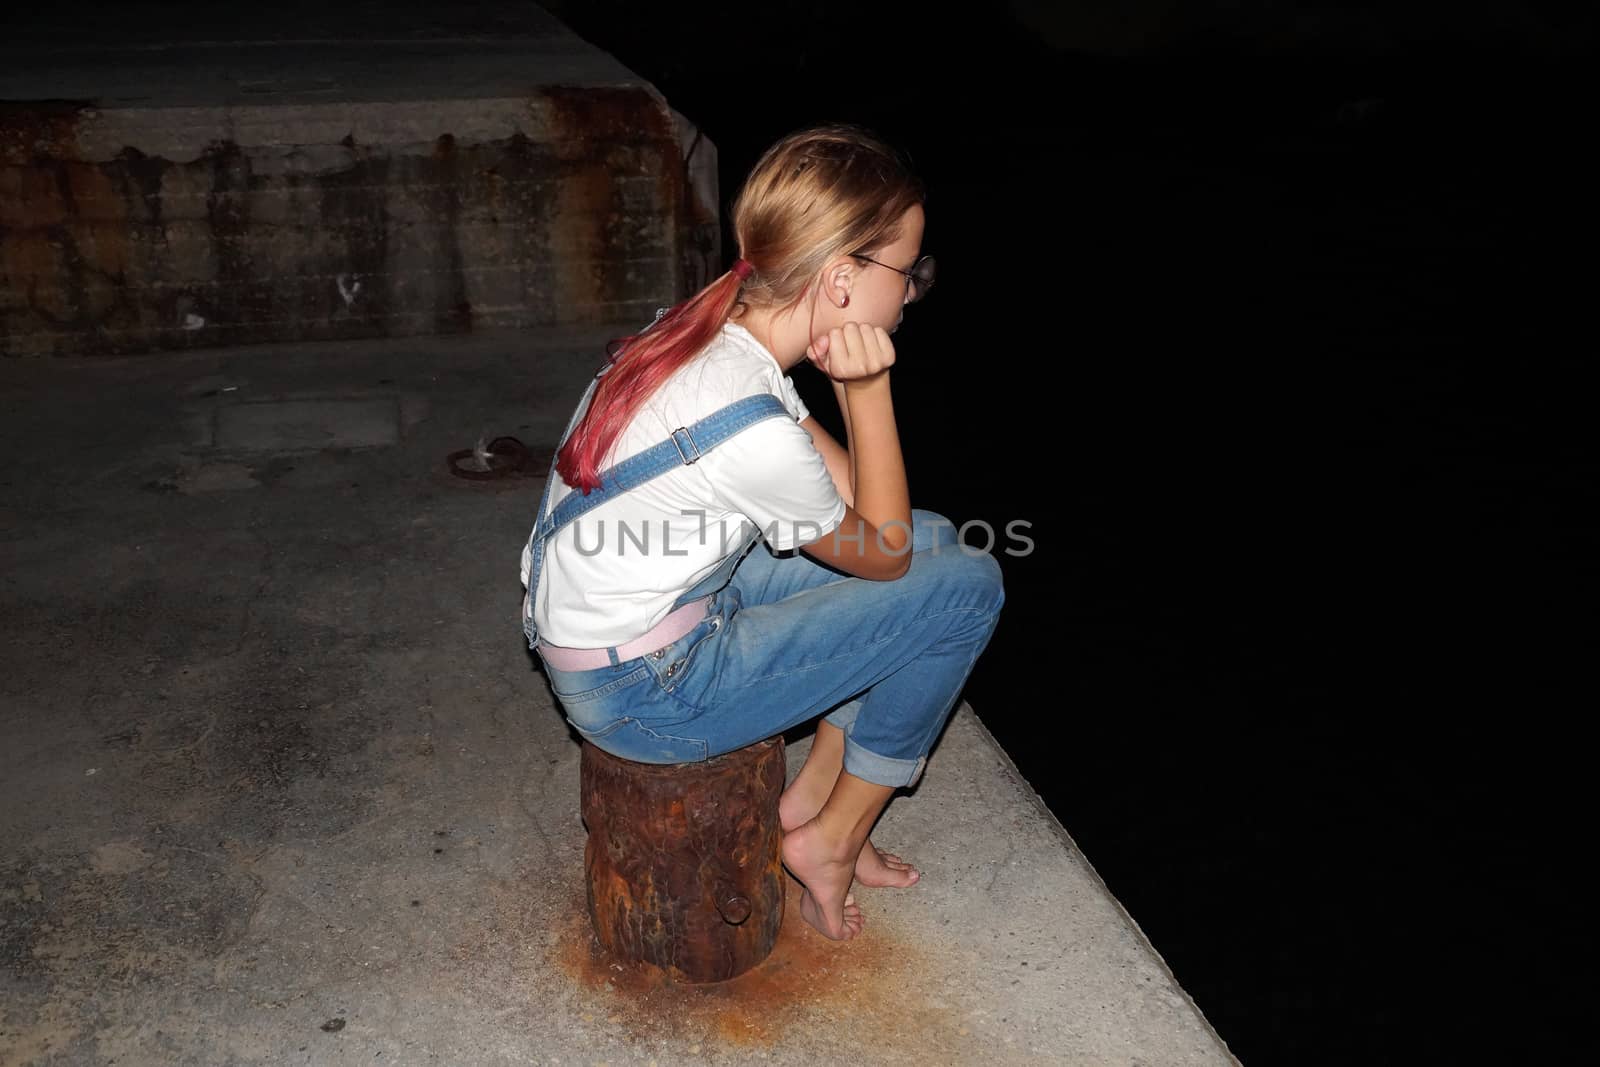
[855,841,922,889]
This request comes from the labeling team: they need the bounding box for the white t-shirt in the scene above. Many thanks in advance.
[520,321,848,648]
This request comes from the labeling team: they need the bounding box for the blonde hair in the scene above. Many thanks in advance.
[730,123,926,317]
[557,123,924,493]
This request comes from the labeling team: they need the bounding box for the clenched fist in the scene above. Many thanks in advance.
[806,322,896,384]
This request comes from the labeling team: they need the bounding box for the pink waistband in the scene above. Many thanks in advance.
[537,595,714,671]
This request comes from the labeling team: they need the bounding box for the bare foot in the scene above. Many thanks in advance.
[855,840,921,888]
[780,820,864,941]
[780,784,920,888]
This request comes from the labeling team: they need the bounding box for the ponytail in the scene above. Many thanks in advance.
[555,264,752,493]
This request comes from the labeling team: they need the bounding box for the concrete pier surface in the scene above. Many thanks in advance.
[0,328,1238,1065]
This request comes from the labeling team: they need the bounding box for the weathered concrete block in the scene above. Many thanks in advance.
[0,18,717,356]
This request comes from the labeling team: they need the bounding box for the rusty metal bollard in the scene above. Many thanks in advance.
[579,735,786,983]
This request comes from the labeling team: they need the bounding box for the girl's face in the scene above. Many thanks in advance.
[819,203,926,337]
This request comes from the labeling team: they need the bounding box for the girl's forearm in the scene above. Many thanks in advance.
[832,378,855,493]
[843,374,910,549]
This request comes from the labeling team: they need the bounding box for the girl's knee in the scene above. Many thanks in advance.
[904,510,1004,611]
[967,548,1005,614]
[909,508,960,552]
[922,541,1004,613]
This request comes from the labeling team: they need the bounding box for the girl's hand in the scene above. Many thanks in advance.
[806,322,896,383]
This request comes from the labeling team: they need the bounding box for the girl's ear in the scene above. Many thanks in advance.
[823,259,854,308]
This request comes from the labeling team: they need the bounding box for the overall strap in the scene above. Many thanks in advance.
[535,392,791,541]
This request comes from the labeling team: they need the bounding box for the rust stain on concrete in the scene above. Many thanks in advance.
[552,876,969,1054]
[542,86,683,320]
[3,231,69,321]
[0,101,86,167]
[539,86,675,151]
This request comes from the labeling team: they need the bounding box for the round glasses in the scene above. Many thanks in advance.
[852,253,937,304]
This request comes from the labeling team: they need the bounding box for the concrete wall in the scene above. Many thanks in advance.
[0,89,709,356]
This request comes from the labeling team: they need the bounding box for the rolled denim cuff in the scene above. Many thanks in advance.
[842,734,927,789]
[823,697,862,731]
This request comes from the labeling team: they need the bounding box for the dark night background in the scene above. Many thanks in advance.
[528,2,1591,1062]
[28,1,1593,1062]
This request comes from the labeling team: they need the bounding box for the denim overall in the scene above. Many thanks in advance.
[521,369,788,658]
[521,326,1006,788]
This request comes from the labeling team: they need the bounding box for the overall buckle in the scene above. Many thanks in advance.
[670,427,702,465]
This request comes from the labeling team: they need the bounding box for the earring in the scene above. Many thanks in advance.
[839,294,849,308]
